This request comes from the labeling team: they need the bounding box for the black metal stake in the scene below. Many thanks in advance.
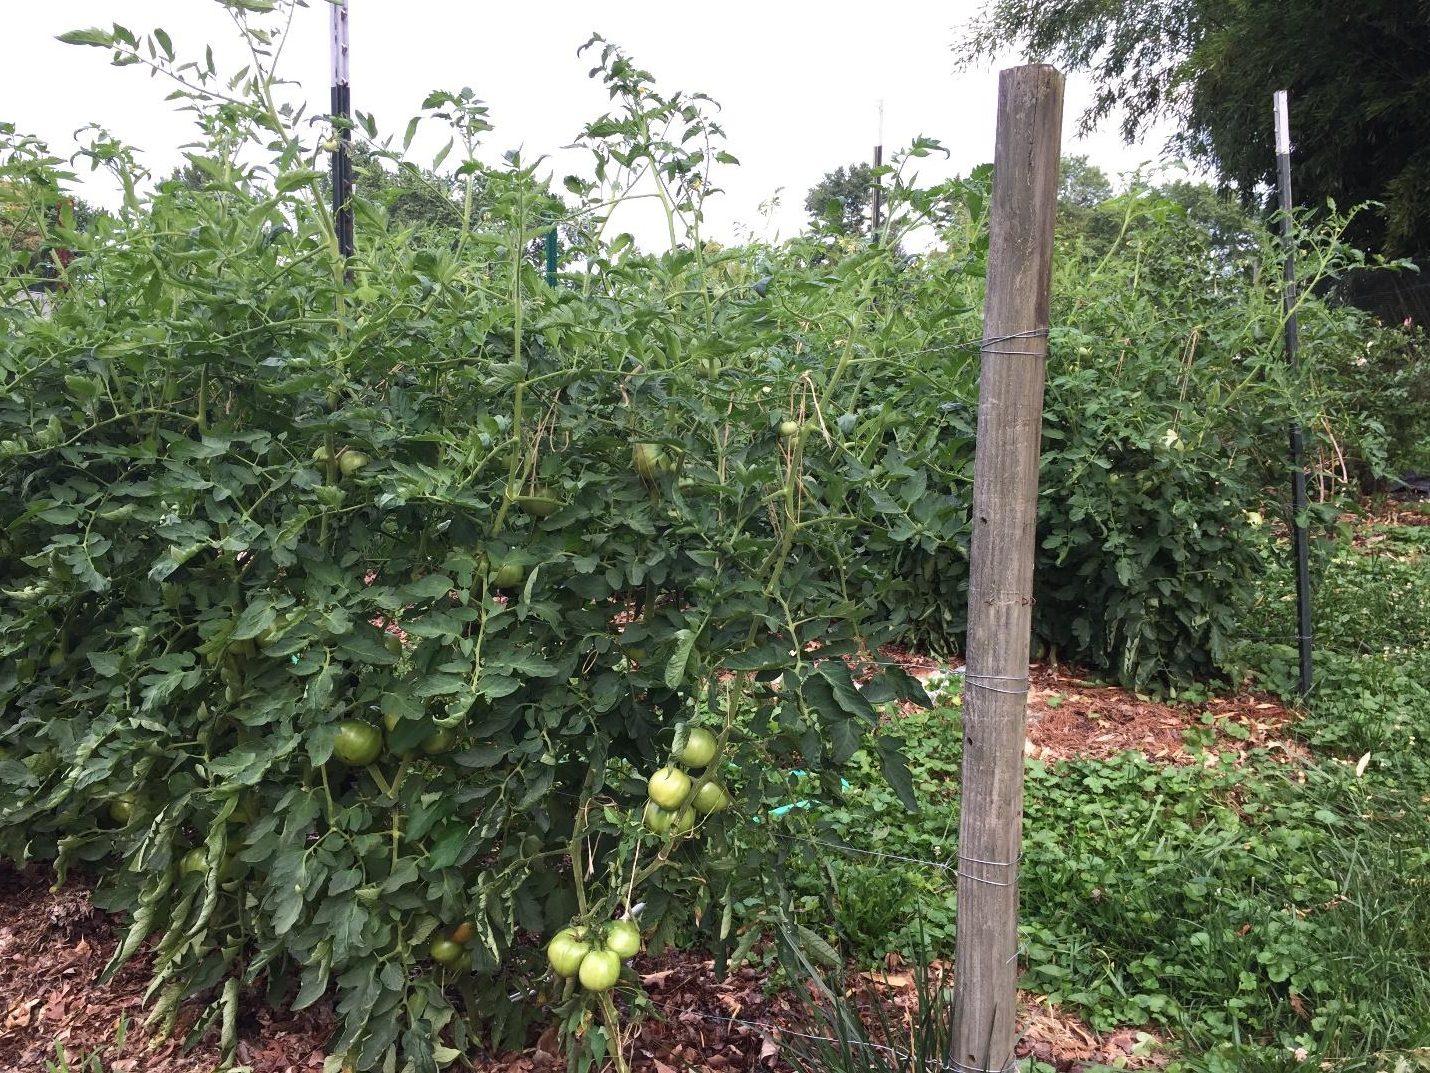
[330,0,354,265]
[1275,89,1314,699]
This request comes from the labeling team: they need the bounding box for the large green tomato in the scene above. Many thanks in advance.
[647,766,691,810]
[693,780,731,814]
[547,928,591,978]
[179,848,208,876]
[631,442,671,480]
[679,727,717,768]
[332,720,383,765]
[513,485,563,518]
[578,948,621,992]
[605,919,641,960]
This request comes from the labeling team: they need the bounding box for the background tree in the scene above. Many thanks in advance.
[804,162,874,237]
[955,0,1430,274]
[1056,154,1114,234]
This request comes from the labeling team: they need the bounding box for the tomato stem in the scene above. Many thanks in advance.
[597,992,630,1073]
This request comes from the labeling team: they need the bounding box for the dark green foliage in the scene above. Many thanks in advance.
[884,181,1413,687]
[0,18,942,1070]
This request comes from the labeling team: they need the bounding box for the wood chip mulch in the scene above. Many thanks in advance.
[466,953,1162,1072]
[0,864,1162,1073]
[874,647,1304,766]
[0,865,332,1073]
[1024,665,1305,765]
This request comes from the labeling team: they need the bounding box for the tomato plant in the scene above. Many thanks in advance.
[0,15,934,1071]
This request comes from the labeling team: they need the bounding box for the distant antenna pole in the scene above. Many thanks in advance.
[1274,89,1314,700]
[871,100,885,240]
[330,0,355,264]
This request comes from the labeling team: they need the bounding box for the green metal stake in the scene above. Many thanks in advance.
[544,230,558,288]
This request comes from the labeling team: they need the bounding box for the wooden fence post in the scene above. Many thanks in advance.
[952,63,1063,1073]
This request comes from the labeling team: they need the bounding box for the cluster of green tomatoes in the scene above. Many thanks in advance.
[641,726,730,837]
[545,918,642,993]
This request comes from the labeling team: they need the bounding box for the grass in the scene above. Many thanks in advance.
[775,516,1430,1072]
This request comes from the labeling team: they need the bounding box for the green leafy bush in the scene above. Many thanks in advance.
[0,20,933,1070]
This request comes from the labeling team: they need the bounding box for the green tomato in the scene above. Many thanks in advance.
[642,801,674,835]
[332,720,383,765]
[693,780,731,814]
[680,727,718,768]
[671,807,696,836]
[647,766,691,810]
[547,928,591,978]
[578,948,622,992]
[179,848,208,876]
[512,485,563,518]
[778,418,801,439]
[490,560,525,590]
[338,450,370,477]
[421,727,456,755]
[311,445,333,464]
[605,919,641,960]
[430,937,465,967]
[107,794,137,826]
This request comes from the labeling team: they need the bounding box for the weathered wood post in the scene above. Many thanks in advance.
[952,63,1063,1073]
[1273,89,1314,700]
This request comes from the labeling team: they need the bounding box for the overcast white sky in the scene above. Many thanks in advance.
[1,1,1184,248]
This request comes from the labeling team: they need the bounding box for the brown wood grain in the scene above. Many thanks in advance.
[951,62,1064,1073]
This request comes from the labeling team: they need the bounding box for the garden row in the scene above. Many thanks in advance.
[1,11,1426,1070]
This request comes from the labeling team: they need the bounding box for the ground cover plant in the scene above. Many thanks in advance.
[779,516,1430,1072]
[1,3,1425,1071]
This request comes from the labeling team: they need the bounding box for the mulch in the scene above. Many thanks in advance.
[875,646,1303,766]
[0,866,331,1073]
[439,952,1161,1072]
[1024,664,1304,765]
[0,865,1161,1073]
